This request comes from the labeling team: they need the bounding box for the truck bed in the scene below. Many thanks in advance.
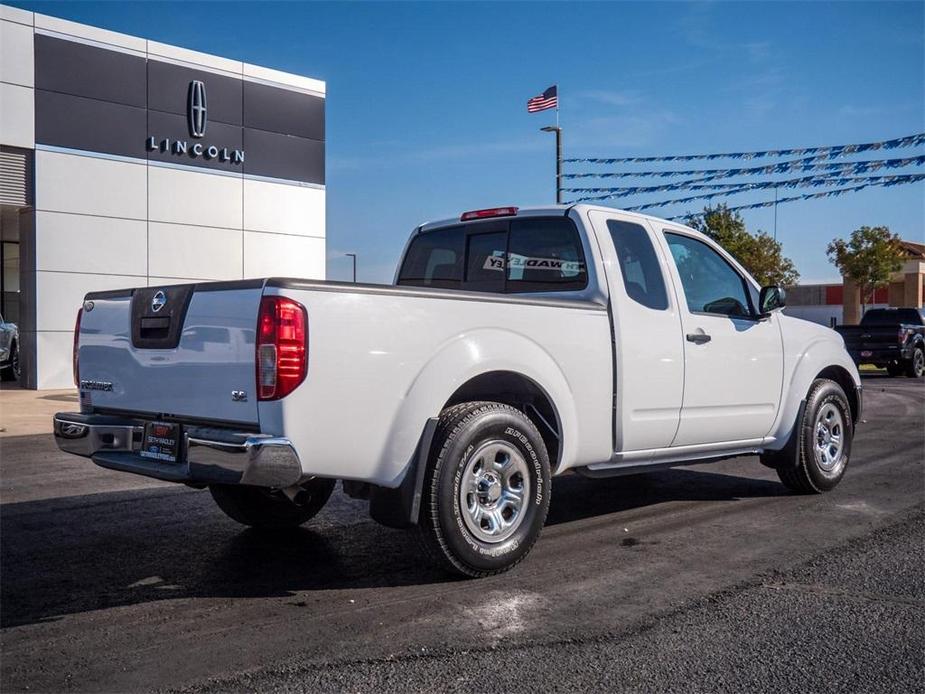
[77,277,614,486]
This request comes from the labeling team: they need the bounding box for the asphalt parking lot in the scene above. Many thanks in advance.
[1,374,923,693]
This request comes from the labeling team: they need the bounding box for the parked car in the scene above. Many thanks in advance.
[0,313,19,382]
[835,307,925,378]
[54,205,862,577]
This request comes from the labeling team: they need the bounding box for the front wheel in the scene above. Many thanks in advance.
[773,378,854,494]
[905,346,924,378]
[417,401,551,578]
[210,478,335,529]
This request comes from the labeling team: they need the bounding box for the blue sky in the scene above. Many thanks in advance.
[12,1,924,283]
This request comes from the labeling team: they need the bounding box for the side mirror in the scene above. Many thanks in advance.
[759,285,786,316]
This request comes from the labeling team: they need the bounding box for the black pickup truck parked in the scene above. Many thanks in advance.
[835,308,925,378]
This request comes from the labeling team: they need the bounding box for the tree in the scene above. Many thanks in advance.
[686,204,800,287]
[826,226,905,311]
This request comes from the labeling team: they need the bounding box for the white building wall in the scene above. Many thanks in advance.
[1,7,326,388]
[784,303,889,327]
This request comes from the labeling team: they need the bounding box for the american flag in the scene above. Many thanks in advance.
[527,85,558,113]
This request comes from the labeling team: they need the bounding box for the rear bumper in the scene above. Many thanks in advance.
[53,412,304,488]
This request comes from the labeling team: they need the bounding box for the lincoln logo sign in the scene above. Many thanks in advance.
[188,80,207,138]
[145,79,245,165]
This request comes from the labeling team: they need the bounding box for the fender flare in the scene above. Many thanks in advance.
[374,327,578,488]
[768,337,860,449]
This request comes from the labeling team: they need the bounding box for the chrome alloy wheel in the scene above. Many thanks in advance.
[913,349,924,377]
[813,403,845,472]
[459,440,530,544]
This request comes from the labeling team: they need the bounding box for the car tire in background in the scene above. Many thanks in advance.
[905,346,924,378]
[1,341,19,382]
[886,362,904,378]
[765,378,853,494]
[209,478,335,529]
[417,401,551,578]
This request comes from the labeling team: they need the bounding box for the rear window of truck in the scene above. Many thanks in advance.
[861,308,925,326]
[398,217,588,293]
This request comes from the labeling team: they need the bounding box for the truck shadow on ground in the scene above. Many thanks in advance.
[0,466,784,629]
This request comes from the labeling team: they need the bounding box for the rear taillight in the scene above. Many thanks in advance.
[257,296,308,400]
[73,308,83,387]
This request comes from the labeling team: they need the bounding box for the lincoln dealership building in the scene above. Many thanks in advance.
[0,5,326,388]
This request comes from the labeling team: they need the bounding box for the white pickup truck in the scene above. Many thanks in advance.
[55,205,862,577]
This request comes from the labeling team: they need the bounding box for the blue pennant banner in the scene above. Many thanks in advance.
[562,154,925,181]
[564,132,925,164]
[613,174,925,212]
[654,176,925,220]
[564,173,925,203]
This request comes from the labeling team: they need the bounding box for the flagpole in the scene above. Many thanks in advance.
[556,84,561,204]
[539,84,563,204]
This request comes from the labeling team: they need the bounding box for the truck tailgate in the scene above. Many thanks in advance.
[78,285,262,425]
[838,326,900,352]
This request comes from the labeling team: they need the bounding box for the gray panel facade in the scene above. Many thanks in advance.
[243,129,325,184]
[35,90,145,158]
[34,34,146,107]
[243,80,325,141]
[33,34,325,184]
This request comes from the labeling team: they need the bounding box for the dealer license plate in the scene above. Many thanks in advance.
[140,421,180,463]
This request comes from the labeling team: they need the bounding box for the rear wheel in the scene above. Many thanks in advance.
[773,378,853,494]
[210,478,335,529]
[417,401,551,578]
[905,346,924,378]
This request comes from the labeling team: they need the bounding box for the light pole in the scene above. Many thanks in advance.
[541,125,562,204]
[345,253,357,283]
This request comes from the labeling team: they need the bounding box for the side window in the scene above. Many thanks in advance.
[464,232,507,292]
[397,227,464,289]
[506,218,588,293]
[607,220,668,310]
[665,232,753,318]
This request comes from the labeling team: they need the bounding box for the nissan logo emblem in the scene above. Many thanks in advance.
[151,290,167,313]
[188,80,207,139]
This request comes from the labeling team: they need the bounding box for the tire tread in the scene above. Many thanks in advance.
[416,401,549,578]
[776,378,849,494]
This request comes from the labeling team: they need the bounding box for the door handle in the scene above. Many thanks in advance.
[686,332,712,344]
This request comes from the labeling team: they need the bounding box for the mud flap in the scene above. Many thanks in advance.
[369,418,438,529]
[760,399,806,470]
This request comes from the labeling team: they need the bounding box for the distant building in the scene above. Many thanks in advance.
[786,240,925,326]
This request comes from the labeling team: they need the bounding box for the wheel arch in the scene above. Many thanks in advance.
[443,370,563,472]
[768,336,861,450]
[378,328,578,485]
[815,364,860,423]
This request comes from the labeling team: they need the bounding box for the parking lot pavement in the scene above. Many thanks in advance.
[183,510,925,694]
[1,374,923,693]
